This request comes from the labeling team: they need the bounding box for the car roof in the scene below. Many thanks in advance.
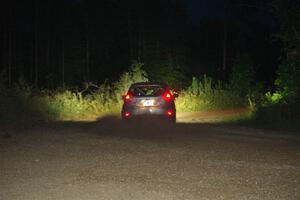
[130,82,168,88]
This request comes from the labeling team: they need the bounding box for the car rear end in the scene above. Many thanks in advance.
[121,83,176,122]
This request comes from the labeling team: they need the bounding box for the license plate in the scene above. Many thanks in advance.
[142,100,154,107]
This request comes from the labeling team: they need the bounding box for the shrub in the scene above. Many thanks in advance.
[0,64,251,122]
[114,61,148,97]
[176,75,247,112]
[0,62,150,121]
[0,80,37,124]
[229,54,255,94]
[32,90,89,120]
[31,61,148,120]
[146,55,187,88]
[263,91,284,106]
[253,101,300,130]
[275,61,300,101]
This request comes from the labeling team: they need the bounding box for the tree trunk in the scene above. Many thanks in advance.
[85,8,90,82]
[138,18,142,60]
[127,8,133,59]
[62,40,65,88]
[222,0,229,78]
[86,37,90,82]
[61,0,65,88]
[222,17,227,73]
[46,0,51,77]
[34,0,39,88]
[8,16,12,87]
[7,5,13,87]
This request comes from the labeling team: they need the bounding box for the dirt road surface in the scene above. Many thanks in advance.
[1,112,300,200]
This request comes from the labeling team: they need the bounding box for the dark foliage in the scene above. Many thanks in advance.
[0,0,281,89]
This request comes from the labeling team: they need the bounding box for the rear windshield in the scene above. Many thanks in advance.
[129,85,165,97]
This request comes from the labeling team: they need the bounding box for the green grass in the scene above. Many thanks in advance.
[176,76,247,112]
[0,85,121,122]
[29,90,122,121]
[176,90,246,112]
[1,83,298,133]
[0,62,148,121]
[7,70,295,130]
[0,86,247,121]
[1,64,298,133]
[0,74,249,121]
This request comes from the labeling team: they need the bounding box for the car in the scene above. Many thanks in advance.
[121,82,178,122]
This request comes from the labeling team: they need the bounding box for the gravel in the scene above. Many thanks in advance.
[1,117,300,200]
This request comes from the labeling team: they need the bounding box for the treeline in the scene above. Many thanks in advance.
[0,0,283,89]
[0,0,188,87]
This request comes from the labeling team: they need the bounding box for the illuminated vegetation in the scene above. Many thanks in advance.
[0,63,248,121]
[176,75,247,112]
[0,62,147,121]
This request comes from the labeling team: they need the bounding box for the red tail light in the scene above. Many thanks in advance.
[166,110,173,116]
[125,94,131,100]
[124,112,131,118]
[123,93,132,102]
[163,91,173,101]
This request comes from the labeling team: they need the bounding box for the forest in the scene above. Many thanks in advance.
[0,0,299,130]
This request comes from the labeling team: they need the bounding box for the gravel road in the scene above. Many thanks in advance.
[1,116,300,200]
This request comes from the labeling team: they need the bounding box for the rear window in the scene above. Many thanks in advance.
[130,85,165,97]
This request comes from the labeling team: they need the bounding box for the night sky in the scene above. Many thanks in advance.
[185,0,225,22]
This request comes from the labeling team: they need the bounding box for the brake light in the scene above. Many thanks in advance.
[123,93,132,102]
[166,110,173,116]
[124,112,131,118]
[163,91,173,101]
[125,94,131,100]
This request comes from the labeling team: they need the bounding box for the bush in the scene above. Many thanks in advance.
[31,62,148,120]
[252,101,300,130]
[229,54,255,94]
[145,55,187,88]
[114,61,148,96]
[0,80,38,125]
[31,90,90,120]
[176,75,247,112]
[275,61,300,101]
[0,62,149,121]
[0,64,251,122]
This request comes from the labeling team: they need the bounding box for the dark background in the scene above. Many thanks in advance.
[0,0,281,88]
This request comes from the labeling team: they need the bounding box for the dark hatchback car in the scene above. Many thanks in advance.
[121,82,178,122]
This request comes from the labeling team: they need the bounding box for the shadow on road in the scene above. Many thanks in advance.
[21,115,220,141]
[2,113,298,141]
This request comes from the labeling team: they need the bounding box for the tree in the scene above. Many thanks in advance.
[34,0,39,88]
[229,54,255,93]
[8,5,13,87]
[115,61,148,96]
[145,54,188,89]
[273,0,300,101]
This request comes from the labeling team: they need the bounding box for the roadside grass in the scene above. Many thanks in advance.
[0,87,36,123]
[222,108,300,132]
[30,90,121,121]
[0,62,147,122]
[176,76,247,112]
[176,90,246,112]
[0,85,247,122]
[1,68,298,132]
[1,84,298,133]
[0,72,249,122]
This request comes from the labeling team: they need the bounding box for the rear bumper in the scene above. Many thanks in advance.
[122,106,176,118]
